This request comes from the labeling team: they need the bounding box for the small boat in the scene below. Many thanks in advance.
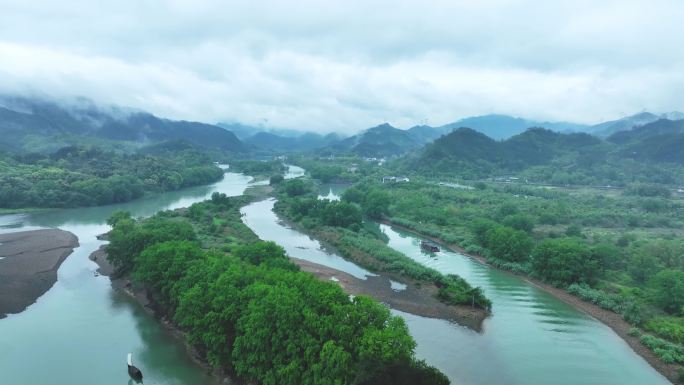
[127,353,143,382]
[420,240,440,253]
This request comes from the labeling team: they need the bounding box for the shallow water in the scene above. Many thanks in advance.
[0,171,254,385]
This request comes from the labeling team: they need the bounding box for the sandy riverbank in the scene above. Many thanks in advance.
[0,229,79,319]
[270,206,488,331]
[384,220,680,384]
[293,257,484,330]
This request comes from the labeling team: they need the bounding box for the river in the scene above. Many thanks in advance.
[240,186,672,385]
[0,165,672,385]
[0,169,254,385]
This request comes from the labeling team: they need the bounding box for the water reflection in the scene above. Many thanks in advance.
[379,223,670,385]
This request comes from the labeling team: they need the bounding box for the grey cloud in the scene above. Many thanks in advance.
[0,0,683,132]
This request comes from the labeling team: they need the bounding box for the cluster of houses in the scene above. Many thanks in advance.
[382,176,410,183]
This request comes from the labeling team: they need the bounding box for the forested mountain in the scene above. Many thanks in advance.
[403,126,683,185]
[325,123,420,157]
[436,114,589,140]
[216,123,310,140]
[413,127,605,172]
[406,125,453,144]
[589,112,684,138]
[245,131,342,153]
[610,119,684,164]
[0,97,246,153]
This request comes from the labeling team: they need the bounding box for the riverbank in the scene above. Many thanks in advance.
[89,245,238,384]
[0,229,79,319]
[383,219,680,384]
[269,205,488,330]
[293,256,484,330]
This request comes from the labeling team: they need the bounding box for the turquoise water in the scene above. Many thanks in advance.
[0,171,254,385]
[380,223,671,385]
[0,167,672,385]
[240,186,671,385]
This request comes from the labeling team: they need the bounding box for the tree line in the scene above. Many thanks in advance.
[0,144,224,208]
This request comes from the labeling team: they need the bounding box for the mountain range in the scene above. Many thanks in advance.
[3,95,681,167]
[0,97,245,153]
[244,131,343,153]
[402,119,684,183]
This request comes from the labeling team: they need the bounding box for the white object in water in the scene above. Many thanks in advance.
[127,353,133,366]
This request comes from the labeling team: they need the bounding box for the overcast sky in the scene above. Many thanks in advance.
[1,0,683,132]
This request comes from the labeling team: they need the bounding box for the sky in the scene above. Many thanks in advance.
[1,0,683,133]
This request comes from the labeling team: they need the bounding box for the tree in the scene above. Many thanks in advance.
[502,214,535,233]
[283,179,307,196]
[107,210,131,226]
[650,269,684,315]
[628,251,662,284]
[470,218,498,247]
[234,241,288,265]
[321,201,363,228]
[486,226,533,262]
[269,174,284,185]
[531,238,601,286]
[362,189,391,219]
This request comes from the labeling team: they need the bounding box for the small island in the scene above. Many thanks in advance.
[0,229,79,318]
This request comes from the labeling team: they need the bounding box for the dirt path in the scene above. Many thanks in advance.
[0,229,79,318]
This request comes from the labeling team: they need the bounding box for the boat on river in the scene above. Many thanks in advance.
[127,353,143,382]
[420,240,440,252]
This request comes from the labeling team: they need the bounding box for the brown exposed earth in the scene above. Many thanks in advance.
[0,229,79,318]
[292,257,486,331]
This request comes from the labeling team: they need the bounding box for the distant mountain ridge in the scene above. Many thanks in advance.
[588,112,684,137]
[437,114,589,140]
[0,97,246,153]
[404,120,684,181]
[610,119,684,164]
[245,131,343,153]
[323,123,421,157]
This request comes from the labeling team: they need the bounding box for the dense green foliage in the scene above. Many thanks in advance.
[531,239,602,286]
[0,144,224,208]
[275,179,491,310]
[323,123,422,158]
[106,194,448,385]
[399,125,684,185]
[351,176,684,370]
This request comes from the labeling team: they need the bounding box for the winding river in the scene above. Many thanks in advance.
[0,165,672,385]
[240,185,671,385]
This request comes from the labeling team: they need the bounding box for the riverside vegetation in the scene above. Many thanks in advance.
[0,142,224,208]
[337,178,684,377]
[105,192,452,385]
[271,177,491,310]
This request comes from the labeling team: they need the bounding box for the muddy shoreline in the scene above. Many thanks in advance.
[0,229,79,319]
[292,257,484,329]
[383,219,680,384]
